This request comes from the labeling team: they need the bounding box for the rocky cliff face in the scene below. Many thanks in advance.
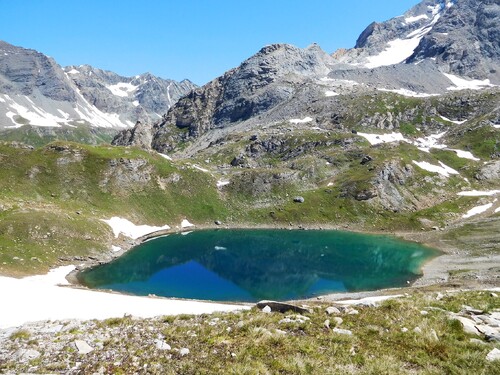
[407,0,500,81]
[0,41,195,130]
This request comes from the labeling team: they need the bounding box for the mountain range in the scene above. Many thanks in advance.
[0,40,196,132]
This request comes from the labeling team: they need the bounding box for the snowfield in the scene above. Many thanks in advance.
[101,217,170,239]
[0,266,247,329]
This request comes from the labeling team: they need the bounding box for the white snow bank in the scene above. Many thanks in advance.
[192,165,209,173]
[158,153,172,161]
[3,95,66,128]
[495,207,500,214]
[289,117,313,124]
[106,82,138,97]
[325,91,339,97]
[67,69,80,75]
[452,149,479,161]
[463,203,493,219]
[412,160,459,177]
[217,180,230,188]
[365,37,421,68]
[357,132,406,145]
[439,115,466,125]
[414,132,447,152]
[181,219,194,228]
[378,88,439,98]
[405,15,428,24]
[337,295,404,306]
[0,266,247,329]
[444,73,496,91]
[102,217,170,239]
[458,190,500,197]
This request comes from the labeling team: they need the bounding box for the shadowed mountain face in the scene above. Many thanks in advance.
[0,41,196,130]
[113,0,499,153]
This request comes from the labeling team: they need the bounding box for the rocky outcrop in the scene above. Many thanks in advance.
[408,0,500,82]
[152,44,334,142]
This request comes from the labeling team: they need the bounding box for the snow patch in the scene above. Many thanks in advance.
[405,14,429,23]
[365,37,422,68]
[452,149,479,161]
[325,91,339,97]
[217,180,230,188]
[106,82,138,97]
[101,217,170,239]
[378,88,439,98]
[458,190,500,197]
[192,164,209,173]
[463,203,493,219]
[289,117,313,124]
[67,69,80,75]
[438,115,466,125]
[357,132,406,145]
[111,245,122,253]
[3,95,65,128]
[132,100,140,107]
[496,207,500,214]
[412,160,459,177]
[0,266,246,329]
[158,153,172,161]
[181,219,194,228]
[443,73,496,91]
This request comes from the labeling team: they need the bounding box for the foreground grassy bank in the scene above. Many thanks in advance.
[1,290,499,374]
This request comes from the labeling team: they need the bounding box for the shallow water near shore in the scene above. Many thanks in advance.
[78,229,439,302]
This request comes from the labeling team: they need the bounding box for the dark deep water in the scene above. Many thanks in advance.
[77,229,439,302]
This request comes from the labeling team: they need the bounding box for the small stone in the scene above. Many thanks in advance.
[214,220,222,225]
[180,348,190,356]
[293,196,305,203]
[491,292,498,298]
[326,306,341,315]
[486,348,500,362]
[420,310,429,316]
[333,317,343,326]
[154,339,171,351]
[332,328,353,336]
[413,327,422,334]
[470,338,487,345]
[262,305,272,313]
[401,327,408,333]
[74,340,94,354]
[324,319,330,329]
[436,292,444,300]
[430,329,439,341]
[347,308,359,315]
[16,349,41,361]
[349,346,356,356]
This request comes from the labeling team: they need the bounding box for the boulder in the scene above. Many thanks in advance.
[256,300,311,314]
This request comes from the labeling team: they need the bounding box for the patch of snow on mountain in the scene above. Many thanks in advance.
[3,94,65,128]
[463,203,493,218]
[158,153,172,161]
[443,73,496,91]
[452,150,479,161]
[325,91,339,97]
[494,124,500,129]
[102,217,170,239]
[217,180,230,188]
[365,37,423,68]
[289,117,313,124]
[496,207,500,214]
[181,219,194,228]
[412,160,459,177]
[67,69,80,74]
[106,82,138,97]
[132,100,139,107]
[458,190,500,197]
[405,14,429,24]
[439,115,466,124]
[414,132,447,152]
[357,132,406,145]
[378,88,439,98]
[0,95,5,103]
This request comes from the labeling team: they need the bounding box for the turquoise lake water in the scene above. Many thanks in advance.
[77,229,439,302]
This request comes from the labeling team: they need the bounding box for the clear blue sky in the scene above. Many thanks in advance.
[0,0,419,85]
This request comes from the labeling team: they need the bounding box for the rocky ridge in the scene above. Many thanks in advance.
[0,41,196,130]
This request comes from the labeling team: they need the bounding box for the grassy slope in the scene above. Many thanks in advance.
[2,290,499,374]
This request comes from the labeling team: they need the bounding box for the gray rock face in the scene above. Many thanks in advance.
[154,43,334,140]
[408,0,500,82]
[0,41,75,102]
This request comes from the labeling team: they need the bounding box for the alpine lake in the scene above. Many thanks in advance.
[77,229,440,302]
